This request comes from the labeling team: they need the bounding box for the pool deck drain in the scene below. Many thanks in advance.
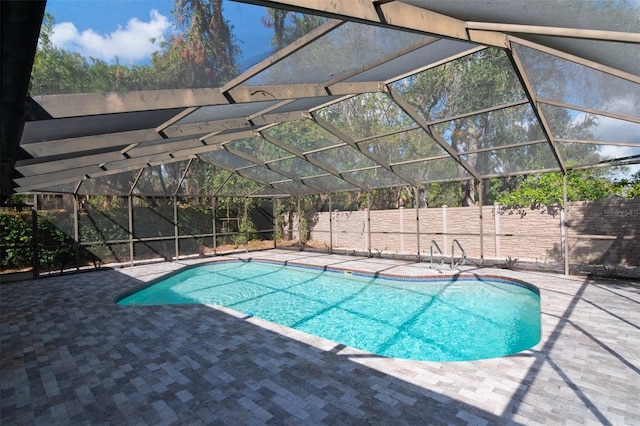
[1,249,638,425]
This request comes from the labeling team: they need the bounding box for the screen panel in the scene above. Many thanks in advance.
[315,92,415,140]
[391,48,527,122]
[393,157,468,183]
[244,22,427,85]
[359,128,448,164]
[539,104,640,144]
[514,43,640,120]
[307,145,378,172]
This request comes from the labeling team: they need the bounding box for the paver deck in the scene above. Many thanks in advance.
[1,249,638,425]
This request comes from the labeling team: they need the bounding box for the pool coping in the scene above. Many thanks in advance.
[113,255,540,303]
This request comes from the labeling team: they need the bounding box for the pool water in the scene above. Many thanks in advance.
[117,261,541,362]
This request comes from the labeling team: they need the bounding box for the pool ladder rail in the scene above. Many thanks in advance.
[430,240,444,270]
[430,240,467,270]
[451,239,467,270]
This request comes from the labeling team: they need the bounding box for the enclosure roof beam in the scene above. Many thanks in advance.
[508,36,640,84]
[164,110,309,140]
[223,146,322,193]
[312,114,418,187]
[536,98,640,125]
[32,88,228,118]
[424,99,530,128]
[20,130,202,159]
[466,22,640,43]
[15,149,127,175]
[385,87,481,180]
[236,0,468,40]
[220,19,344,93]
[226,82,386,104]
[507,45,566,174]
[322,36,440,88]
[260,129,368,191]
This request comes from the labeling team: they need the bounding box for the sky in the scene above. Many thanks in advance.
[45,0,274,68]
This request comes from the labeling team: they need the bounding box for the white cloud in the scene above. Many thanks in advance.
[600,144,640,161]
[571,109,640,144]
[593,115,640,144]
[50,10,171,64]
[600,93,640,119]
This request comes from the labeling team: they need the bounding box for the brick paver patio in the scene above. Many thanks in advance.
[2,250,638,425]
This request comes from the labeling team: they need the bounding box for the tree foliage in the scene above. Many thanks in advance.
[31,1,241,95]
[30,13,90,94]
[155,0,240,88]
[393,47,602,206]
[261,9,324,50]
[494,169,637,208]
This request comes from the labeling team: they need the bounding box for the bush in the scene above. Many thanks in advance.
[0,212,33,270]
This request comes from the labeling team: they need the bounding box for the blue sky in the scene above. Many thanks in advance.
[45,0,274,68]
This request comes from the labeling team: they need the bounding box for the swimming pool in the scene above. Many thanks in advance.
[116,260,541,362]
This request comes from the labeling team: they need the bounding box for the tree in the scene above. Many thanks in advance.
[30,13,91,95]
[30,13,166,94]
[262,9,324,50]
[32,2,243,93]
[261,9,288,50]
[614,170,640,199]
[154,0,240,88]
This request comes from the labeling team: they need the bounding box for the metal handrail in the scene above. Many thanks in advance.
[429,240,444,269]
[451,239,467,269]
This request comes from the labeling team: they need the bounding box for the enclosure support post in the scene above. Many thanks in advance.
[479,180,484,267]
[31,207,39,280]
[272,198,277,249]
[334,209,339,249]
[415,186,421,262]
[494,203,501,258]
[74,194,79,271]
[366,193,371,256]
[128,195,134,267]
[297,197,302,251]
[328,195,333,254]
[563,173,569,275]
[174,196,179,261]
[244,197,249,253]
[212,197,217,254]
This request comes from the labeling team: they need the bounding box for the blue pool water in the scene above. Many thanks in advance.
[117,261,541,362]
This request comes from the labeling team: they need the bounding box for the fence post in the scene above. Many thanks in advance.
[329,196,333,254]
[333,209,339,248]
[442,205,448,253]
[399,207,404,253]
